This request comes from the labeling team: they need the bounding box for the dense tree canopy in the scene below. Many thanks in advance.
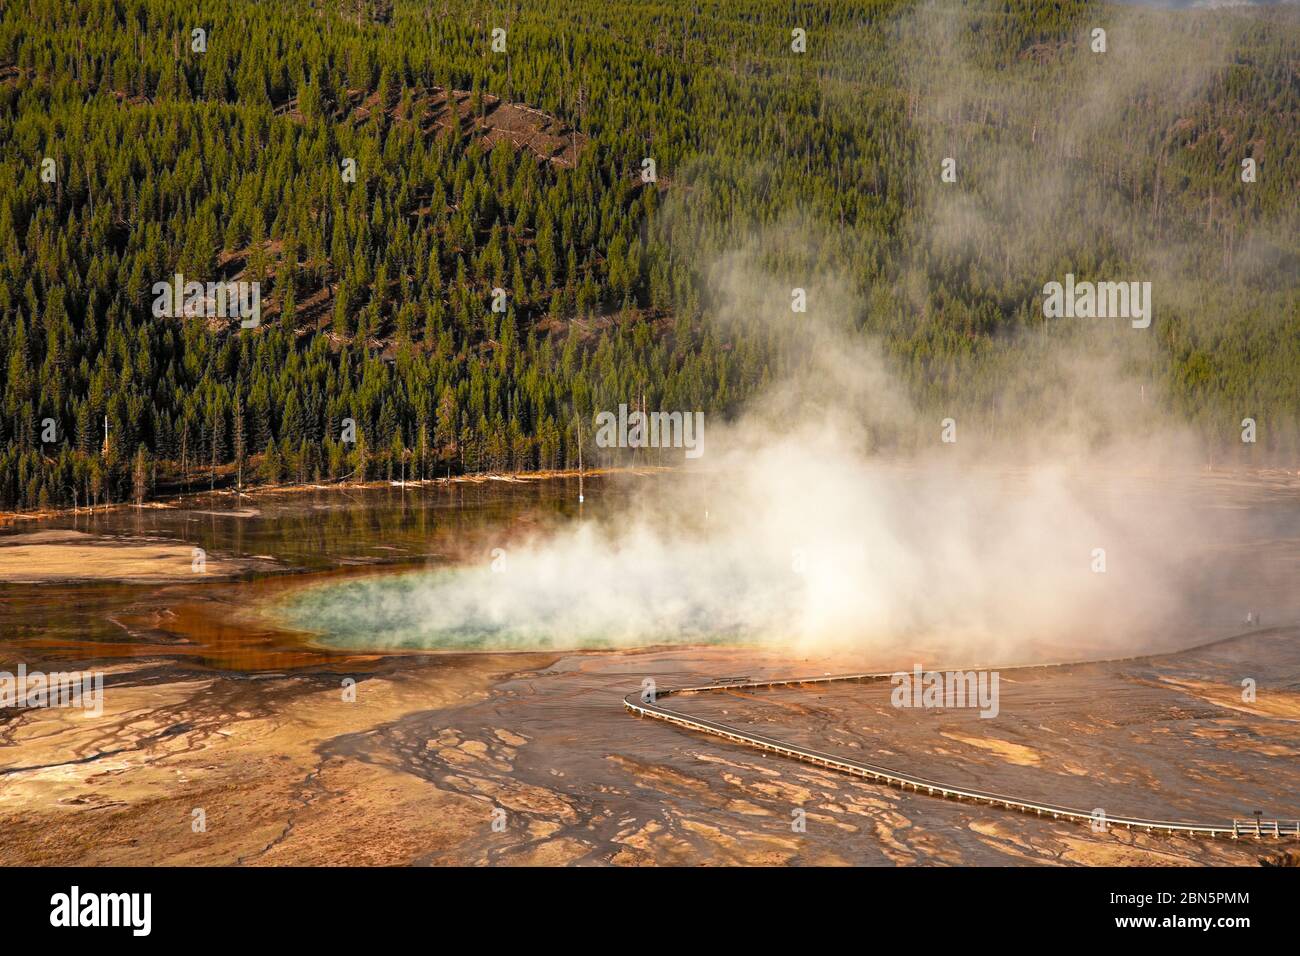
[0,0,1296,509]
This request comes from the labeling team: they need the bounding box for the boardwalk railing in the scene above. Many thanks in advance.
[624,669,1300,840]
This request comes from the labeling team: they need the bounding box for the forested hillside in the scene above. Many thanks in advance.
[0,0,1297,510]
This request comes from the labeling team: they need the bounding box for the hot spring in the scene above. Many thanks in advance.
[259,464,1300,659]
[265,553,792,653]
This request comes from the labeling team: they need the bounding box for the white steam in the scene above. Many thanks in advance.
[284,317,1232,664]
[277,2,1293,665]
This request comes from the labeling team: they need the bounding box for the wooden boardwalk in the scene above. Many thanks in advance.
[624,665,1299,840]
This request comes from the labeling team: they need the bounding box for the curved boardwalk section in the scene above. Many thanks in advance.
[624,667,1300,841]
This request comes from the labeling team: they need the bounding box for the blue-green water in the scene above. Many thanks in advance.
[255,470,1300,657]
[268,564,773,651]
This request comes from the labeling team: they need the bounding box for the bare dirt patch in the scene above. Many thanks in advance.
[0,530,262,583]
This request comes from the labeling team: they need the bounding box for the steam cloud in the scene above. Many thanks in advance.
[277,2,1294,665]
[283,305,1243,664]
